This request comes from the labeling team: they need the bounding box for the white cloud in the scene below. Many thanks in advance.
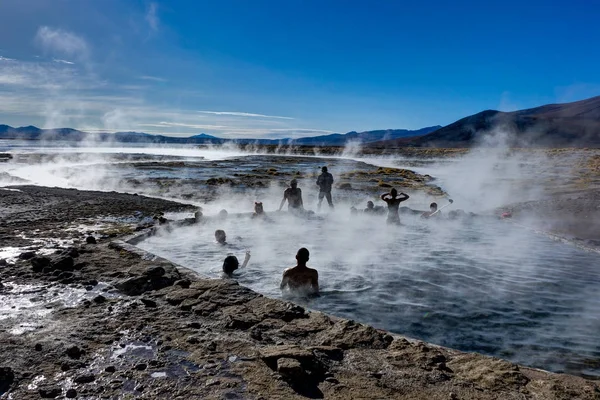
[139,122,229,129]
[138,75,167,82]
[53,58,75,65]
[0,56,16,61]
[197,110,294,120]
[146,2,159,32]
[35,26,89,60]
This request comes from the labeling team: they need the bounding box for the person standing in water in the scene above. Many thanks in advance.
[280,248,319,295]
[381,188,410,224]
[278,179,304,212]
[316,166,334,210]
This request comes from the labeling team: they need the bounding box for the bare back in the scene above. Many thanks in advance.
[281,266,319,294]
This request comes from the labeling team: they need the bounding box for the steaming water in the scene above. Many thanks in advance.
[138,213,600,377]
[2,141,600,378]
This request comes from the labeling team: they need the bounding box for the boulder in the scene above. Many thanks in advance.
[317,319,393,350]
[73,374,95,384]
[114,264,180,296]
[51,255,74,271]
[18,251,36,260]
[0,367,14,395]
[85,236,97,244]
[38,386,61,398]
[277,358,305,382]
[31,256,51,272]
[65,345,82,359]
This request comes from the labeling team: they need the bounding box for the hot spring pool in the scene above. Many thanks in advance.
[137,211,600,378]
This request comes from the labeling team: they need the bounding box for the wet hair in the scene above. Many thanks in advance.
[296,247,309,263]
[430,202,438,210]
[321,166,328,172]
[215,229,226,243]
[367,201,374,208]
[254,202,264,214]
[223,255,239,275]
[391,188,398,197]
[290,179,298,187]
[194,210,203,220]
[218,209,228,218]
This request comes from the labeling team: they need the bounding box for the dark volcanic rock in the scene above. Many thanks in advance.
[114,263,180,295]
[18,251,36,260]
[65,345,82,359]
[51,255,74,271]
[73,374,95,384]
[0,367,14,395]
[31,256,51,272]
[65,388,77,398]
[140,298,157,308]
[85,236,97,244]
[38,386,61,398]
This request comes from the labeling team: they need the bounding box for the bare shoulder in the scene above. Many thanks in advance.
[282,267,295,276]
[308,267,318,276]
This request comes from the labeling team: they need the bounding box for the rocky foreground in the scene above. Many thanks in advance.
[0,186,599,399]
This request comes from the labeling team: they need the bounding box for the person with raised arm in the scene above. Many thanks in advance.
[222,250,251,277]
[280,248,319,296]
[380,188,410,225]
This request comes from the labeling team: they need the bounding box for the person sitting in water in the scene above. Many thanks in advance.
[280,248,319,296]
[215,229,227,244]
[218,209,228,220]
[278,179,304,213]
[222,251,251,277]
[381,188,410,224]
[251,201,269,220]
[364,200,385,215]
[421,202,440,219]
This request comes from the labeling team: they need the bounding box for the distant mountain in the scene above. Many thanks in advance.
[0,125,439,146]
[276,126,441,146]
[370,96,600,148]
[0,126,225,144]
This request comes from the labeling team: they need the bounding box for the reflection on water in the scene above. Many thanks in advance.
[138,213,600,378]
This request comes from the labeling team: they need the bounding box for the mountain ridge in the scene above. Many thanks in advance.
[0,125,441,146]
[370,95,600,148]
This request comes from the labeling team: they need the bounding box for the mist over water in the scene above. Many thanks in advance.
[1,140,599,377]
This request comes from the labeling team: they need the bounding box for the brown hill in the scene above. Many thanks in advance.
[370,96,600,148]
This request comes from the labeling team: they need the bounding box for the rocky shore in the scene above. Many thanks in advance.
[1,186,599,399]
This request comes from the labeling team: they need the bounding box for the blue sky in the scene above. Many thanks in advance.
[0,0,599,138]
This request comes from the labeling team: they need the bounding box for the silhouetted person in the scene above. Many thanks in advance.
[280,248,319,295]
[215,229,227,244]
[251,202,266,219]
[222,251,251,277]
[350,206,360,216]
[316,166,334,210]
[364,200,385,215]
[218,209,228,220]
[421,202,440,219]
[278,179,304,212]
[381,188,410,225]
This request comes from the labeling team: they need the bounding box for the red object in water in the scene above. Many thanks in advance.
[501,212,512,219]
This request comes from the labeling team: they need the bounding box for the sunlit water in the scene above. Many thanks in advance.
[138,212,600,377]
